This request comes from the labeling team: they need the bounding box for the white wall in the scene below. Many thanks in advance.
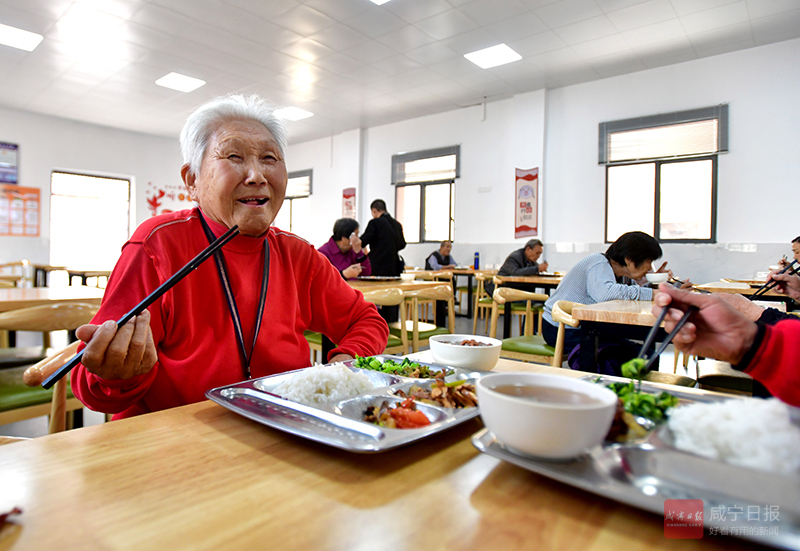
[0,106,180,266]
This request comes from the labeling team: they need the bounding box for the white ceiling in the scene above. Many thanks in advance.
[1,0,799,145]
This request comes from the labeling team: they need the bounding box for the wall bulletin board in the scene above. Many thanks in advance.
[0,184,40,236]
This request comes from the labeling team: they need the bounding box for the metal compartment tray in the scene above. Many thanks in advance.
[473,375,800,550]
[206,355,486,453]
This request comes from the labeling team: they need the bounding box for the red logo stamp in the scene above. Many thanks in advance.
[664,499,704,539]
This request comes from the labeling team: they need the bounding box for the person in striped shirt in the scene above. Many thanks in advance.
[541,231,670,370]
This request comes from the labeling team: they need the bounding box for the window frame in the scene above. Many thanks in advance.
[392,146,459,244]
[603,155,718,244]
[276,169,312,233]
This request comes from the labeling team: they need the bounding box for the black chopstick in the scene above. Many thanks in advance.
[638,281,680,358]
[42,225,240,389]
[644,306,698,372]
[749,259,798,300]
[670,278,711,294]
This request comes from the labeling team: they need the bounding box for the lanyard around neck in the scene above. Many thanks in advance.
[198,212,269,380]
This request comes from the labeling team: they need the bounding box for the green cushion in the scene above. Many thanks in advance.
[510,302,544,312]
[389,326,450,340]
[501,335,554,357]
[0,365,75,412]
[303,330,322,346]
[386,334,404,348]
[456,286,470,292]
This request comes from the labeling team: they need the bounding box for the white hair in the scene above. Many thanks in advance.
[179,94,289,176]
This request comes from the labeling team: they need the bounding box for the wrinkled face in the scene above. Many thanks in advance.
[792,242,800,262]
[525,245,543,263]
[625,258,654,280]
[440,242,452,256]
[336,237,352,253]
[182,119,287,237]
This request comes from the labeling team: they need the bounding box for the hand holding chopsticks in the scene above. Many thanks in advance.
[42,225,240,389]
[638,281,697,371]
[749,259,799,300]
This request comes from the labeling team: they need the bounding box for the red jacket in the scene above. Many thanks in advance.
[742,319,800,407]
[72,209,388,418]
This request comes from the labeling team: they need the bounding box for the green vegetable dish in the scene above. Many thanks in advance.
[353,356,446,379]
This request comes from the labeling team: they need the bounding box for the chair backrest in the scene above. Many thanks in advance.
[551,300,584,368]
[488,287,548,338]
[361,288,408,354]
[22,341,81,433]
[0,303,99,332]
[403,284,455,350]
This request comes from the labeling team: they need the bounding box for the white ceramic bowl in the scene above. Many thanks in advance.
[477,373,618,459]
[645,272,670,284]
[399,273,416,281]
[429,334,502,371]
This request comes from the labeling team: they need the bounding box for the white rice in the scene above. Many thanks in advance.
[274,362,374,407]
[668,398,800,475]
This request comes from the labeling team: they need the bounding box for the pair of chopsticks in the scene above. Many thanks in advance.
[669,277,710,294]
[42,225,240,390]
[638,281,698,371]
[748,259,798,300]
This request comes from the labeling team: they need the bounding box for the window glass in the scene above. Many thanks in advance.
[424,184,451,242]
[606,164,655,242]
[659,159,713,240]
[289,197,311,239]
[396,185,420,243]
[609,120,718,162]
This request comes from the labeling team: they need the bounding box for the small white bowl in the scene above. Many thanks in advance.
[645,272,670,284]
[429,334,502,371]
[400,273,415,281]
[477,373,618,459]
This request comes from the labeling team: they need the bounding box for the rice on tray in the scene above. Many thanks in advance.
[668,398,800,475]
[274,363,373,406]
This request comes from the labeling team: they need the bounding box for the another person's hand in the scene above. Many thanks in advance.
[350,232,362,254]
[768,272,800,301]
[342,264,362,279]
[75,310,157,380]
[778,256,789,269]
[538,261,549,272]
[716,291,765,321]
[655,261,675,278]
[652,283,758,365]
[329,353,354,363]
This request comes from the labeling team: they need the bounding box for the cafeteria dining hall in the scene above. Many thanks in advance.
[1,1,800,549]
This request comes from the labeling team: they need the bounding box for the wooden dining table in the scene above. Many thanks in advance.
[0,356,757,551]
[495,274,564,338]
[0,286,105,313]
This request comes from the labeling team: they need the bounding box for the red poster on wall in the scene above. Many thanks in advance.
[514,167,538,238]
[342,187,356,219]
[0,184,39,236]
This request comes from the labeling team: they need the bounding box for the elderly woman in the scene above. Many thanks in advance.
[72,95,388,418]
[541,231,678,374]
[318,218,371,280]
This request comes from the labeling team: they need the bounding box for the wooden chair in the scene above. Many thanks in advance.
[695,359,752,395]
[492,276,541,334]
[305,288,410,362]
[391,284,455,352]
[472,273,494,335]
[0,341,84,434]
[489,288,556,366]
[551,300,582,368]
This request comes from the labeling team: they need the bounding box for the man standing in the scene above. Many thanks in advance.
[360,199,406,276]
[486,239,548,295]
[425,240,457,270]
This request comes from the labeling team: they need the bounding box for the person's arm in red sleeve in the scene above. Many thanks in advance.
[306,252,388,361]
[71,241,165,414]
[737,320,800,407]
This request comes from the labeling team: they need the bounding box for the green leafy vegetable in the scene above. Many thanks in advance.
[353,356,445,378]
[609,357,679,422]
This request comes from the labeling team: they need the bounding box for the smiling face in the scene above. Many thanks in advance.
[181,118,287,237]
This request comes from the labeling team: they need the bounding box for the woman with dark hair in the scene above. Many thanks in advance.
[318,218,372,279]
[541,231,675,373]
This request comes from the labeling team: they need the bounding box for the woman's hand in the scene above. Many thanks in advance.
[652,283,758,364]
[329,353,353,363]
[75,310,158,380]
[342,263,363,279]
[350,232,362,254]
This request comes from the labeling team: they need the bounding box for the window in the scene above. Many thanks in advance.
[600,105,726,243]
[50,171,130,270]
[393,146,458,243]
[272,169,311,235]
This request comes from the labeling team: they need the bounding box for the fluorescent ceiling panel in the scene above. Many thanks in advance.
[154,72,206,92]
[275,107,314,121]
[464,43,522,69]
[0,23,44,52]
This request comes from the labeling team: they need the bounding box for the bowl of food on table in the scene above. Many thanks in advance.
[400,273,416,281]
[476,372,618,459]
[429,334,502,371]
[645,272,670,285]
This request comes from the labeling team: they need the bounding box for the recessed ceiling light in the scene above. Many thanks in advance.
[369,0,392,5]
[275,107,314,121]
[464,43,522,69]
[155,72,206,93]
[0,23,44,52]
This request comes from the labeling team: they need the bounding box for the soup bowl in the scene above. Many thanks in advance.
[477,372,618,459]
[400,273,416,281]
[645,272,670,284]
[429,334,502,371]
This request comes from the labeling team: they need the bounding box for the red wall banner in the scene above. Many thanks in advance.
[342,187,356,218]
[515,167,538,239]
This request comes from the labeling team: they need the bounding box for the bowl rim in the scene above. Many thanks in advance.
[476,372,618,410]
[645,272,670,283]
[429,334,502,347]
